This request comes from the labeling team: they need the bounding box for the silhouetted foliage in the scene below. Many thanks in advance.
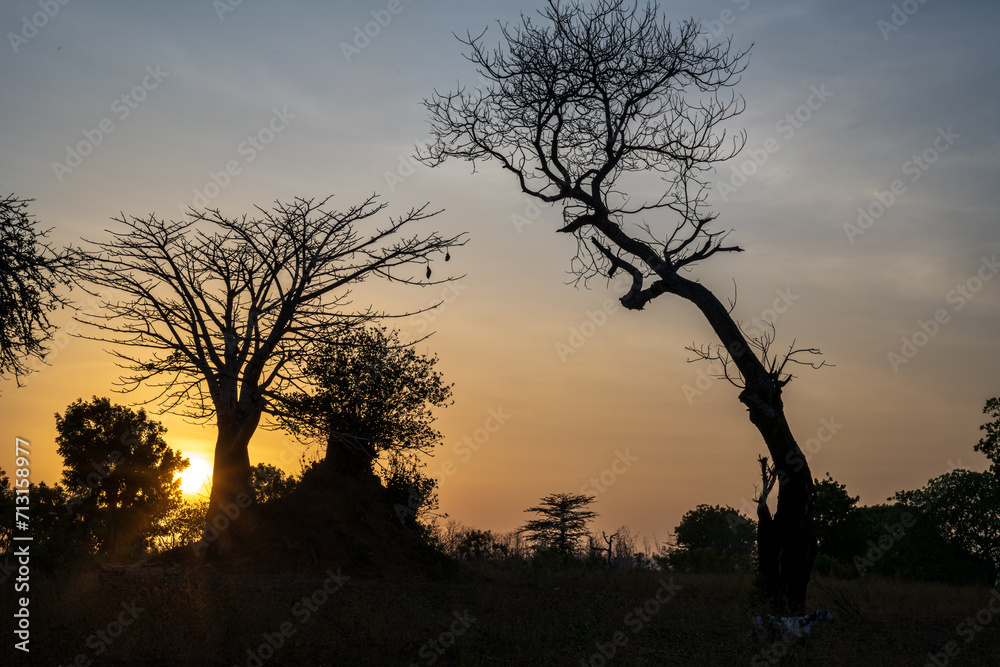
[384,453,442,530]
[55,396,188,555]
[0,193,73,385]
[73,195,464,554]
[520,492,598,556]
[812,473,863,564]
[894,469,999,583]
[0,469,12,552]
[849,502,990,585]
[659,504,755,572]
[455,529,508,561]
[249,462,297,505]
[156,495,209,551]
[279,326,453,477]
[977,396,1000,475]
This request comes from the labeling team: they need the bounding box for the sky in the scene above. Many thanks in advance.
[1,0,998,546]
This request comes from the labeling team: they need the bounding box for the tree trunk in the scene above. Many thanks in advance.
[742,384,817,613]
[201,412,259,558]
[665,274,818,613]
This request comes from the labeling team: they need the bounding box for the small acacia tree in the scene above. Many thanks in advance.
[74,195,463,556]
[55,396,188,555]
[422,0,824,610]
[0,193,73,385]
[520,492,598,556]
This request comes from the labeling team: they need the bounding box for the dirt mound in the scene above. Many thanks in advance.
[250,463,451,578]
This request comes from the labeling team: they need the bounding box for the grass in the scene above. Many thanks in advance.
[19,560,1000,666]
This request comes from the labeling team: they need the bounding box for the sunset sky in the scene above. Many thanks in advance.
[1,0,998,545]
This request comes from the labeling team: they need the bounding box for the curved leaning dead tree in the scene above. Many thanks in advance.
[73,194,465,557]
[421,0,824,612]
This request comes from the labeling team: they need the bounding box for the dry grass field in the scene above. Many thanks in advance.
[18,561,1000,667]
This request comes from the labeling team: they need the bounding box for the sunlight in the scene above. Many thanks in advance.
[178,453,213,496]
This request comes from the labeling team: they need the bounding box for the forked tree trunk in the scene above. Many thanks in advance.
[201,411,259,558]
[666,274,818,613]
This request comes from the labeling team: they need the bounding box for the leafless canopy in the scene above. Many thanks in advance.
[74,195,464,420]
[0,193,74,384]
[686,319,830,390]
[421,0,749,299]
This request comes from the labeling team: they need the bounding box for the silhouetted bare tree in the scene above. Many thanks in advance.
[74,195,463,556]
[0,193,73,385]
[422,0,823,611]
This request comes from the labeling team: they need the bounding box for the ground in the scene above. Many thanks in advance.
[19,564,1000,666]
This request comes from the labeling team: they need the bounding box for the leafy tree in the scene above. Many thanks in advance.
[674,504,757,557]
[156,495,210,551]
[976,396,1000,475]
[422,0,825,610]
[851,503,988,585]
[520,492,598,556]
[73,195,463,555]
[812,473,863,564]
[455,528,508,561]
[659,504,755,572]
[279,326,453,477]
[384,453,442,530]
[0,193,72,385]
[55,397,188,555]
[894,469,999,584]
[248,463,297,505]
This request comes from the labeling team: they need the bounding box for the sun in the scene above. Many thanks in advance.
[179,454,213,496]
